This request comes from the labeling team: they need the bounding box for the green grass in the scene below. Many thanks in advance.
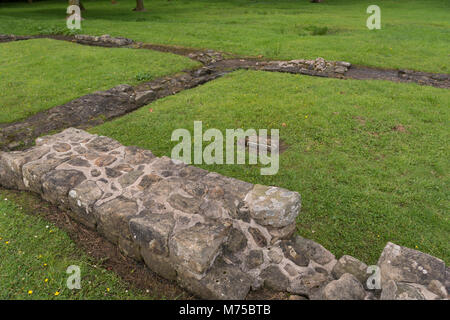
[0,38,199,123]
[0,0,449,72]
[91,70,450,265]
[0,191,152,299]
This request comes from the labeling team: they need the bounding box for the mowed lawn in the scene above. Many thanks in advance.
[0,0,449,73]
[92,70,450,265]
[0,190,153,299]
[0,38,199,123]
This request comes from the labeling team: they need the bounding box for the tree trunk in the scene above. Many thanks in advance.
[133,0,146,12]
[67,0,84,19]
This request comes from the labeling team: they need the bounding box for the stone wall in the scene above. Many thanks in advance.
[0,128,448,300]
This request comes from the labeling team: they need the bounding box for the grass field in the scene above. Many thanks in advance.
[91,70,450,265]
[0,0,449,73]
[0,190,153,299]
[0,38,199,123]
[0,0,448,299]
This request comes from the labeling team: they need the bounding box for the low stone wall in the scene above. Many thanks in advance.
[0,128,448,300]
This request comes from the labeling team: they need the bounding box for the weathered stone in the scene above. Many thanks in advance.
[138,174,162,189]
[260,265,290,292]
[246,250,264,269]
[90,169,101,177]
[289,269,331,297]
[322,273,366,300]
[266,223,296,243]
[224,228,247,253]
[22,157,69,194]
[244,184,301,228]
[86,136,121,152]
[380,280,438,300]
[332,255,368,285]
[118,169,143,188]
[118,237,142,261]
[68,180,103,229]
[105,167,122,178]
[114,163,134,172]
[135,90,155,105]
[53,142,71,152]
[169,223,231,274]
[427,280,448,299]
[94,155,117,167]
[0,147,50,189]
[94,197,139,244]
[168,193,202,215]
[124,146,155,165]
[248,227,268,247]
[377,242,446,286]
[140,247,177,281]
[41,169,86,207]
[293,235,335,265]
[67,157,90,167]
[281,240,309,266]
[129,212,175,255]
[178,259,252,300]
[268,249,283,264]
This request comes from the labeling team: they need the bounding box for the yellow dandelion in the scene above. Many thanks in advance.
[43,263,48,267]
[44,278,49,283]
[5,241,9,244]
[415,245,418,249]
[28,290,33,295]
[106,288,110,292]
[54,291,60,296]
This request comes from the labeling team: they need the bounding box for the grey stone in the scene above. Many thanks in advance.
[169,223,231,274]
[293,235,335,265]
[322,273,366,300]
[67,157,90,167]
[248,227,268,247]
[129,212,175,255]
[281,240,309,267]
[85,136,121,152]
[268,249,283,264]
[224,228,247,253]
[179,259,252,300]
[377,242,446,286]
[245,184,301,228]
[246,250,264,269]
[124,146,155,165]
[0,147,50,189]
[332,255,368,285]
[22,157,69,194]
[168,193,202,215]
[260,265,290,292]
[41,169,86,207]
[427,280,448,299]
[118,169,143,188]
[289,269,331,298]
[266,223,296,243]
[68,180,103,229]
[94,197,139,244]
[135,90,155,105]
[380,280,438,300]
